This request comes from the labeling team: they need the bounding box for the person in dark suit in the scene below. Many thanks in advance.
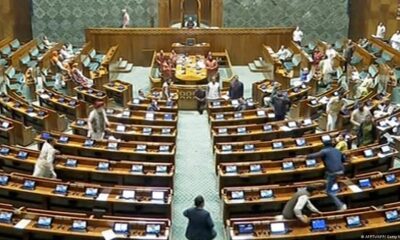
[229,76,244,100]
[183,195,217,240]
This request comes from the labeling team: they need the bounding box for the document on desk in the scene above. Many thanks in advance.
[96,193,109,201]
[348,184,362,193]
[14,219,31,229]
[102,229,117,240]
[280,126,291,132]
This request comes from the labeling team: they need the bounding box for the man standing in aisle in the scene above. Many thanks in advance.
[292,26,304,46]
[183,196,217,240]
[229,76,244,100]
[87,101,110,140]
[326,94,346,131]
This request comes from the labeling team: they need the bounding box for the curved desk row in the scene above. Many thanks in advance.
[0,145,174,187]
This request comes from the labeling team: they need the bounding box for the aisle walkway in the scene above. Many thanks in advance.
[172,111,225,239]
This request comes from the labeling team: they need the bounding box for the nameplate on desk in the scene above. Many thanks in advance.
[14,219,31,229]
[116,125,126,132]
[348,184,362,193]
[231,100,239,106]
[234,113,243,119]
[0,121,10,129]
[237,127,246,134]
[132,98,140,104]
[218,128,228,134]
[221,145,232,152]
[145,113,155,120]
[268,113,275,118]
[215,114,224,120]
[96,193,109,201]
[257,110,266,117]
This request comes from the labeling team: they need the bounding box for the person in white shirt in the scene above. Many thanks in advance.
[184,17,198,29]
[326,94,346,131]
[292,26,304,46]
[375,22,386,39]
[207,75,220,100]
[390,30,400,51]
[276,45,292,61]
[87,101,110,140]
[121,9,130,28]
[0,66,7,95]
[33,137,58,178]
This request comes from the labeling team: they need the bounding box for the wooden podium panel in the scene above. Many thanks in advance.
[85,28,294,66]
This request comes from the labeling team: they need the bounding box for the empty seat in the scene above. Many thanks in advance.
[20,53,37,69]
[88,49,104,63]
[283,54,301,71]
[29,47,40,60]
[350,54,362,65]
[82,55,99,71]
[376,51,393,64]
[0,45,12,58]
[5,66,24,84]
[9,39,20,51]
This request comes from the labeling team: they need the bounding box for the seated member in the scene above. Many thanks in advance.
[194,86,207,115]
[276,45,292,61]
[184,17,197,29]
[87,101,109,141]
[183,195,217,240]
[137,89,146,100]
[147,98,160,111]
[70,63,93,87]
[280,185,322,224]
[33,137,59,178]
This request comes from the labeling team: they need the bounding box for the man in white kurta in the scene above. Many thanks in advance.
[326,95,346,131]
[33,138,58,178]
[375,22,386,39]
[207,76,220,100]
[390,31,400,51]
[87,101,110,140]
[121,9,130,28]
[292,26,304,45]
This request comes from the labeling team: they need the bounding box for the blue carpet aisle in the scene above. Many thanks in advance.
[172,111,225,239]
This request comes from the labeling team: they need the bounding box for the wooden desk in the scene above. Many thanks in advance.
[0,203,171,240]
[103,80,133,107]
[37,88,90,120]
[222,169,400,221]
[0,115,33,146]
[89,67,109,91]
[207,99,258,114]
[0,93,68,132]
[227,204,400,239]
[211,119,317,143]
[105,108,178,127]
[218,144,396,190]
[74,86,108,105]
[171,42,211,55]
[71,119,177,143]
[215,131,343,164]
[0,172,172,219]
[209,108,276,127]
[100,45,119,69]
[0,145,174,188]
[128,98,178,113]
[35,132,176,163]
[175,55,207,84]
[369,37,400,67]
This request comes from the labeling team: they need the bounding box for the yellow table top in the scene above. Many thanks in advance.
[175,55,207,82]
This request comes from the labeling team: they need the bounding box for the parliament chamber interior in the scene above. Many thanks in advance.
[1,0,400,239]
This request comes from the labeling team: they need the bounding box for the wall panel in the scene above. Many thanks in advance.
[85,28,294,66]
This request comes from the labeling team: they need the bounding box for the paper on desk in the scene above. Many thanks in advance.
[102,229,117,240]
[27,112,37,117]
[280,126,291,132]
[14,219,31,229]
[96,193,109,201]
[348,184,362,193]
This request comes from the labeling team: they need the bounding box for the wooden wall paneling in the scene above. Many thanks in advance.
[0,0,32,42]
[85,28,294,67]
[158,0,171,27]
[349,0,400,40]
[211,0,223,27]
